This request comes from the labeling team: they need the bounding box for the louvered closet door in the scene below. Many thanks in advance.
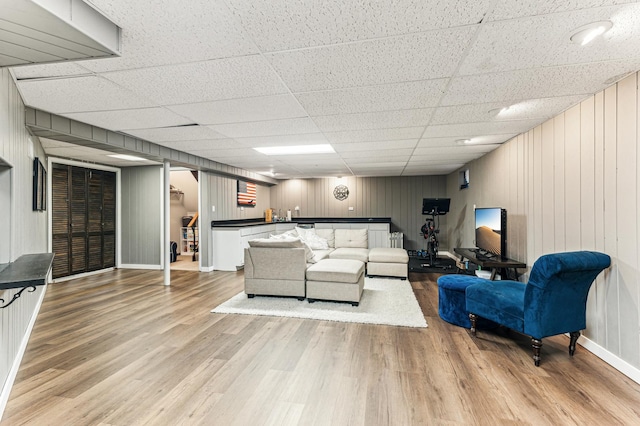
[51,165,117,279]
[102,171,116,268]
[51,166,70,278]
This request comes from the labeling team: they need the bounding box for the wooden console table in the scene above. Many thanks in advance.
[0,253,54,308]
[454,248,526,281]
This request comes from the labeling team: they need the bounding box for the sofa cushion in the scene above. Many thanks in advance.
[315,228,335,248]
[329,247,369,263]
[334,229,368,248]
[312,249,334,263]
[306,259,365,283]
[248,237,303,248]
[248,236,315,263]
[368,247,409,263]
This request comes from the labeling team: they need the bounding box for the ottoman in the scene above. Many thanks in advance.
[367,248,409,279]
[437,275,497,328]
[306,259,365,306]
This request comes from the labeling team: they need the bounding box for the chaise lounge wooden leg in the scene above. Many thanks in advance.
[569,331,581,356]
[532,338,542,367]
[469,313,477,336]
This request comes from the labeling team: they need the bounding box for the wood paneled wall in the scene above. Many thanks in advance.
[269,176,447,250]
[120,166,163,267]
[446,72,640,370]
[0,69,48,414]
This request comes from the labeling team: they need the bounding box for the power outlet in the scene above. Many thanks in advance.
[348,206,354,211]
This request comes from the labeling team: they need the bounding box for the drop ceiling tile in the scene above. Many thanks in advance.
[102,56,288,105]
[78,0,257,73]
[430,96,588,125]
[333,141,417,152]
[12,62,93,79]
[265,27,476,92]
[313,109,434,133]
[227,0,491,51]
[324,127,426,144]
[424,120,541,138]
[408,154,482,164]
[443,60,640,105]
[156,139,243,151]
[17,75,157,113]
[209,118,320,138]
[462,5,640,75]
[235,133,328,147]
[62,108,192,131]
[343,155,410,164]
[413,145,500,157]
[295,79,448,116]
[417,134,515,148]
[168,94,307,125]
[267,154,343,164]
[339,149,413,161]
[123,126,228,142]
[193,148,263,158]
[488,0,635,21]
[403,164,463,175]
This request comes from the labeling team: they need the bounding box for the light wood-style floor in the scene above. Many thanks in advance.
[3,269,640,425]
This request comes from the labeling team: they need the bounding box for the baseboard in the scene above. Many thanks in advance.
[578,335,640,385]
[0,284,48,421]
[200,265,215,272]
[119,264,162,270]
[52,268,115,283]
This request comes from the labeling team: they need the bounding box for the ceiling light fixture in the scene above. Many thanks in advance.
[488,105,512,117]
[108,154,146,161]
[254,144,335,155]
[570,21,613,46]
[455,139,472,145]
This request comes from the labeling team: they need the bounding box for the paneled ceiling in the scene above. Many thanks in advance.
[9,0,640,179]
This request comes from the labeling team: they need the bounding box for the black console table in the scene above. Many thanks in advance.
[454,248,526,281]
[0,253,54,308]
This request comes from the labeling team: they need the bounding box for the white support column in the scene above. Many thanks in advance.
[163,160,171,286]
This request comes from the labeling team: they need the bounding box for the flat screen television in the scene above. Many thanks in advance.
[422,198,450,215]
[474,207,507,259]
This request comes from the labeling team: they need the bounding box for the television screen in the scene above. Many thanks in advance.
[475,207,506,258]
[422,198,450,215]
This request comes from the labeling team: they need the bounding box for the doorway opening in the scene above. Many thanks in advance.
[169,169,199,271]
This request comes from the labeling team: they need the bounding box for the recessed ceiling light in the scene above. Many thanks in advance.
[455,139,472,145]
[488,106,511,117]
[570,21,613,46]
[108,154,146,161]
[253,144,335,155]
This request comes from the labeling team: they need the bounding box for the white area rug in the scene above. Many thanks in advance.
[211,278,427,328]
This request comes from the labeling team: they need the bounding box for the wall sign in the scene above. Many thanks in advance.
[333,184,349,201]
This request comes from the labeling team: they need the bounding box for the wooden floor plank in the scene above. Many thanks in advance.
[3,269,640,425]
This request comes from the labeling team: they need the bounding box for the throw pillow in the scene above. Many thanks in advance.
[295,227,329,250]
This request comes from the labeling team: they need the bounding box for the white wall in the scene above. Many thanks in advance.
[447,72,640,373]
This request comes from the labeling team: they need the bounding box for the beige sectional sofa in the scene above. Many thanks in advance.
[243,228,408,303]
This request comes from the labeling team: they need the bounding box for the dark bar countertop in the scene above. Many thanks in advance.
[0,253,55,290]
[212,217,392,228]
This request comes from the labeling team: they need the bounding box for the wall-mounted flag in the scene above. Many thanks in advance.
[237,180,257,206]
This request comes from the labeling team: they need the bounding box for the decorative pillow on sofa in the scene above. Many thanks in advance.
[315,228,335,248]
[295,227,329,250]
[269,229,297,240]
